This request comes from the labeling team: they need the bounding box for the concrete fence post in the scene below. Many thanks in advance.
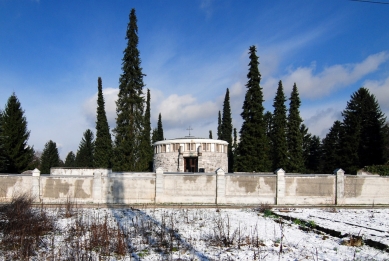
[216,168,226,204]
[334,168,345,205]
[93,171,103,203]
[276,168,285,205]
[31,168,41,202]
[155,167,164,203]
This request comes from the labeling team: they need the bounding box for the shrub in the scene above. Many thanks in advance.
[364,165,389,176]
[0,194,55,259]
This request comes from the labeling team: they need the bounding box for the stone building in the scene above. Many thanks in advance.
[153,137,228,173]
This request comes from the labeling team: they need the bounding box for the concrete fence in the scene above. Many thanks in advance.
[0,168,388,205]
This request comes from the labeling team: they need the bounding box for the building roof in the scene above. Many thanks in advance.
[153,137,228,146]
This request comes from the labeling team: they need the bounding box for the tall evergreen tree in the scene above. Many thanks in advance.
[236,46,271,172]
[209,130,213,139]
[156,113,164,141]
[306,135,322,173]
[152,128,158,144]
[64,151,76,167]
[40,140,60,174]
[300,124,311,173]
[139,89,154,171]
[139,89,153,171]
[0,112,7,172]
[94,77,113,168]
[1,93,34,173]
[221,88,233,172]
[113,8,145,171]
[217,110,222,139]
[271,81,288,171]
[232,127,238,172]
[383,122,389,164]
[75,129,95,168]
[340,87,386,173]
[321,120,343,173]
[286,83,304,173]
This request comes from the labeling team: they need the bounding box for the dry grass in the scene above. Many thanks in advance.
[0,194,55,259]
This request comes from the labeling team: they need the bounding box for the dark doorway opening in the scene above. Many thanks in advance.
[184,157,198,172]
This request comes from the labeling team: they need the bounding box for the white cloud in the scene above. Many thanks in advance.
[364,75,389,119]
[158,94,218,129]
[262,52,389,100]
[83,87,118,128]
[302,106,343,138]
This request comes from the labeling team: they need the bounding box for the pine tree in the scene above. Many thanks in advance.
[152,128,158,144]
[271,80,288,171]
[40,140,60,174]
[340,87,386,173]
[236,45,271,172]
[232,127,238,172]
[321,120,343,173]
[217,111,222,139]
[1,93,34,173]
[157,113,164,141]
[221,88,233,172]
[383,122,389,164]
[113,8,145,171]
[306,135,322,173]
[75,129,95,168]
[286,83,304,173]
[264,111,273,170]
[94,77,113,168]
[300,124,311,173]
[0,112,7,172]
[64,151,76,167]
[209,130,213,139]
[139,89,153,171]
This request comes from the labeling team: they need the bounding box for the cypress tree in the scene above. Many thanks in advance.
[209,130,213,139]
[321,120,343,173]
[113,8,145,171]
[217,111,222,139]
[236,45,271,172]
[286,83,304,173]
[383,122,389,164]
[94,77,113,168]
[157,113,164,141]
[152,128,158,144]
[64,151,76,167]
[221,88,233,172]
[139,89,153,171]
[0,112,7,172]
[300,124,311,173]
[340,87,386,173]
[232,127,238,172]
[306,135,322,173]
[75,129,95,168]
[40,140,60,174]
[271,80,288,171]
[1,93,34,173]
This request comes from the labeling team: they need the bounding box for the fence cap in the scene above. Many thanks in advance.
[32,168,41,176]
[275,168,285,174]
[215,168,225,175]
[333,168,345,175]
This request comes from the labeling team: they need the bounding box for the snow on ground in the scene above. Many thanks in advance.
[2,206,389,260]
[272,207,389,248]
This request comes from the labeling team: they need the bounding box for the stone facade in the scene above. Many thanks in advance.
[153,138,228,173]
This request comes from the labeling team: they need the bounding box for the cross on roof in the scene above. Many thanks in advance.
[186,126,193,136]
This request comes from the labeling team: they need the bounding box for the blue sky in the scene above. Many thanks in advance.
[1,0,388,160]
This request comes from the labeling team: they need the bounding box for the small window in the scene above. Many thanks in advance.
[162,145,166,152]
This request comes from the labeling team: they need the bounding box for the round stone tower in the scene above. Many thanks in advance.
[153,137,228,173]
